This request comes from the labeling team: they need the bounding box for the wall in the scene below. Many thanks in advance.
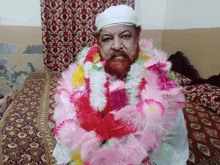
[0,26,44,95]
[0,0,43,71]
[135,0,166,30]
[162,28,220,78]
[136,0,220,78]
[164,0,220,29]
[1,0,220,82]
[0,26,44,70]
[0,0,41,26]
[135,0,167,49]
[0,0,43,95]
[162,0,220,78]
[136,0,220,30]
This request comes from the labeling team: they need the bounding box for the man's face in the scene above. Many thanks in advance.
[97,25,140,79]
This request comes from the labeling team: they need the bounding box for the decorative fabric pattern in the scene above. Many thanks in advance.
[41,0,135,72]
[0,72,61,164]
[182,83,220,115]
[171,71,192,85]
[184,99,220,165]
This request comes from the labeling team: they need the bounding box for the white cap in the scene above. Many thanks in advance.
[95,5,138,31]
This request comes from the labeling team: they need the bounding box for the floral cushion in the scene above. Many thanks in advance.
[171,71,192,85]
[182,83,220,115]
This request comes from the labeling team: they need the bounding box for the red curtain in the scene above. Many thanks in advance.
[41,0,135,72]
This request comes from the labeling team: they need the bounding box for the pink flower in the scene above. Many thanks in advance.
[146,62,177,90]
[109,81,124,92]
[70,91,85,103]
[55,119,87,151]
[157,73,177,90]
[55,88,70,95]
[110,88,128,111]
[147,62,168,74]
[84,163,92,165]
[139,39,153,49]
[138,99,165,119]
[84,44,98,63]
[96,61,106,68]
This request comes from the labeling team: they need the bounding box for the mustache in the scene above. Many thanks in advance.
[109,51,129,60]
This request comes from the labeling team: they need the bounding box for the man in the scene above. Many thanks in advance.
[53,5,189,165]
[0,88,16,113]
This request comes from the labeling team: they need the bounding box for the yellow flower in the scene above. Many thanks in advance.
[71,152,84,165]
[148,106,156,112]
[93,53,100,63]
[72,65,85,87]
[140,50,151,60]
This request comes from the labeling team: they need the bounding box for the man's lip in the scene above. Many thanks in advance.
[113,56,125,60]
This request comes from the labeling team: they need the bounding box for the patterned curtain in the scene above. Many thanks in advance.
[41,0,135,72]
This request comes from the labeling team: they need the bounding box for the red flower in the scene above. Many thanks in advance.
[84,44,98,63]
[75,94,134,141]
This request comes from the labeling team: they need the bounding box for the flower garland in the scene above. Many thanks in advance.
[54,39,185,165]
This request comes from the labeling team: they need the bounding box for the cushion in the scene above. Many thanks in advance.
[172,71,192,85]
[182,83,220,115]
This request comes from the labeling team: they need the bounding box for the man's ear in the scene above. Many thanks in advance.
[136,25,142,38]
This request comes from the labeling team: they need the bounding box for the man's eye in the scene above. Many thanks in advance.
[102,38,112,42]
[121,34,131,39]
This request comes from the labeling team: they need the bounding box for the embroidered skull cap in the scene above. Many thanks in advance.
[95,5,138,31]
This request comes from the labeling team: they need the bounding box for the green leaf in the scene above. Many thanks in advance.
[98,67,103,71]
[135,60,141,65]
[167,73,175,79]
[107,140,111,147]
[92,65,99,70]
[67,160,75,165]
[164,147,170,151]
[92,64,103,71]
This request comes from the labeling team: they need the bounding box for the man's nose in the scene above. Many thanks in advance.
[112,37,122,51]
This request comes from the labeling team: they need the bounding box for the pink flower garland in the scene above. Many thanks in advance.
[54,39,186,165]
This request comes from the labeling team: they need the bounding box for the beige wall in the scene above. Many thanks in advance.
[140,30,163,49]
[0,25,44,71]
[142,28,220,79]
[162,28,220,79]
[1,26,219,79]
[1,27,163,70]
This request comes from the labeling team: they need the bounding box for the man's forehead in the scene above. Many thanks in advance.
[99,25,135,35]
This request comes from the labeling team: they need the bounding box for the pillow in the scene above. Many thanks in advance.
[206,74,220,87]
[171,71,192,85]
[182,83,220,115]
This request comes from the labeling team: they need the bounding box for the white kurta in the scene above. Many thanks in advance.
[53,137,71,164]
[53,109,189,165]
[148,109,189,165]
